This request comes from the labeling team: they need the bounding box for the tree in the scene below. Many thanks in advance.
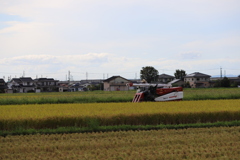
[214,77,230,87]
[221,77,230,87]
[140,66,159,83]
[174,69,186,81]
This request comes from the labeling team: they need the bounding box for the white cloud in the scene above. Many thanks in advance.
[0,0,239,80]
[0,53,111,65]
[177,51,202,60]
[0,21,53,34]
[2,53,240,79]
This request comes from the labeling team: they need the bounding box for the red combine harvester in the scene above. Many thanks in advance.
[128,83,183,102]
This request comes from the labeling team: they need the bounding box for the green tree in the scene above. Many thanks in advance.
[221,77,230,87]
[140,66,159,83]
[214,77,230,87]
[174,69,186,81]
[87,84,103,91]
[213,80,221,87]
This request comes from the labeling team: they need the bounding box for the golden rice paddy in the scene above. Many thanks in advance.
[1,100,240,130]
[1,126,240,160]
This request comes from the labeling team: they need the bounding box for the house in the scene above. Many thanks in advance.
[68,83,87,92]
[8,77,35,93]
[158,74,175,83]
[103,76,132,91]
[80,79,103,84]
[168,79,184,87]
[80,79,104,91]
[184,72,211,88]
[0,79,7,93]
[34,78,59,92]
[58,83,70,92]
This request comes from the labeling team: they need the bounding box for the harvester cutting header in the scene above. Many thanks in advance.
[127,80,183,102]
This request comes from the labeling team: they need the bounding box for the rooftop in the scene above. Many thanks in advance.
[185,72,211,78]
[158,74,174,78]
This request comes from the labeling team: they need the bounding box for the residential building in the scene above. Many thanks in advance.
[34,78,59,92]
[168,79,184,87]
[103,76,132,91]
[184,72,211,88]
[80,79,104,90]
[0,78,7,93]
[68,83,88,92]
[58,83,70,92]
[158,74,175,83]
[8,77,35,93]
[80,79,103,84]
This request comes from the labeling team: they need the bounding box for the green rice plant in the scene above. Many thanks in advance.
[0,88,240,105]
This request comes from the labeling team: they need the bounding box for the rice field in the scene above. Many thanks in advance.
[1,100,240,131]
[1,126,240,160]
[1,89,240,159]
[0,88,240,105]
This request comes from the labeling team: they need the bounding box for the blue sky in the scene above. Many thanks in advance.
[0,0,240,81]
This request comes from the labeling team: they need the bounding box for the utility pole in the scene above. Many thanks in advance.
[68,71,70,82]
[220,67,222,80]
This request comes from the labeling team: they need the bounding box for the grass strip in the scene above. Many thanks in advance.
[1,120,240,137]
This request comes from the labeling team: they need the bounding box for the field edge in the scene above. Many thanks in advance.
[1,120,240,137]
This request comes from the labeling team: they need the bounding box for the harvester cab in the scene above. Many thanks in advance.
[128,82,183,102]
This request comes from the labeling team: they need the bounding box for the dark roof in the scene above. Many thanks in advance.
[103,76,131,82]
[35,78,58,82]
[11,78,22,83]
[158,74,174,79]
[0,78,5,83]
[20,77,33,82]
[169,79,182,84]
[185,72,211,78]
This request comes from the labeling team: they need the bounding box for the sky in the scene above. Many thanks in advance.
[0,0,240,81]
